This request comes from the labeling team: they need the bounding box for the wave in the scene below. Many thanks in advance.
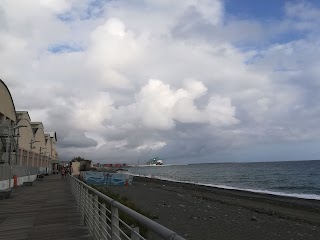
[135,164,188,167]
[130,173,320,200]
[200,183,320,201]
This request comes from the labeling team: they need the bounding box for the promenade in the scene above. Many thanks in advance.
[0,175,91,240]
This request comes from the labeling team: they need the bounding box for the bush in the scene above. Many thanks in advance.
[92,186,158,237]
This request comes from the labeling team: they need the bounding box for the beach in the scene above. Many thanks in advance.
[108,176,320,240]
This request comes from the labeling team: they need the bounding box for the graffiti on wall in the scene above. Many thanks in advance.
[82,171,133,186]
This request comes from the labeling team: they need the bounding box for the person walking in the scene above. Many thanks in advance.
[61,167,65,179]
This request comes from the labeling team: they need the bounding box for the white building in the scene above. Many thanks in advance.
[0,79,59,189]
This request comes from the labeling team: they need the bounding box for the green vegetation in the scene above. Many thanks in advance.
[93,186,158,238]
[71,156,86,162]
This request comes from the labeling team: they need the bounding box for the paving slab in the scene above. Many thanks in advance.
[0,175,91,240]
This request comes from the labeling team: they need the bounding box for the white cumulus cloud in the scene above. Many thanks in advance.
[1,0,320,163]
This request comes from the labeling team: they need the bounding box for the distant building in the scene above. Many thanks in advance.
[102,163,127,168]
[71,159,93,171]
[71,161,80,176]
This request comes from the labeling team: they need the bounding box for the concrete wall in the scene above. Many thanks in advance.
[71,161,80,176]
[0,174,38,190]
[81,171,133,186]
[0,165,40,190]
[0,165,39,180]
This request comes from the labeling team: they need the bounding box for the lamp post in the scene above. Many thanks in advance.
[29,140,39,168]
[40,147,46,172]
[13,125,27,165]
[40,147,46,154]
[30,139,40,150]
[7,125,27,189]
[44,151,48,172]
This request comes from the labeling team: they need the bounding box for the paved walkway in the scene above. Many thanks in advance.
[0,175,91,240]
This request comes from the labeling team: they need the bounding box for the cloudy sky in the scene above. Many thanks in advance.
[1,0,320,164]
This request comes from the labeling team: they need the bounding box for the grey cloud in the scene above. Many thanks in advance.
[58,134,98,148]
[171,5,263,45]
[3,0,320,164]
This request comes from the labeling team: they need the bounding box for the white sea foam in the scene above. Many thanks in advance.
[129,173,320,200]
[200,183,320,200]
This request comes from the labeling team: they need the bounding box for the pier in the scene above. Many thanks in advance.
[0,174,185,240]
[0,175,90,240]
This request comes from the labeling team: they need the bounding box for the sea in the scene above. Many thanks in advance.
[125,160,320,200]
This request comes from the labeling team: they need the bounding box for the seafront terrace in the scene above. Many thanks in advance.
[0,174,185,240]
[0,175,90,240]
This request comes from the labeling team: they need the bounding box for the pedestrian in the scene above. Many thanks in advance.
[61,167,65,179]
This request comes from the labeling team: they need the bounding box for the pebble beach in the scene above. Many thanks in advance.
[108,176,320,240]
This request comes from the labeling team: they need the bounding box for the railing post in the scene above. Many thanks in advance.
[93,195,99,240]
[73,178,75,195]
[75,181,79,205]
[72,178,75,195]
[111,205,120,240]
[88,194,94,235]
[70,176,73,191]
[69,175,72,192]
[80,185,85,224]
[83,189,88,226]
[78,182,81,205]
[85,189,89,226]
[100,203,108,240]
[76,181,79,204]
[131,227,140,240]
[72,178,75,196]
[68,175,186,240]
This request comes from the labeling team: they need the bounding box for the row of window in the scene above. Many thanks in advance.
[19,149,50,167]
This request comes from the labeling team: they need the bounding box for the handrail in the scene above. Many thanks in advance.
[69,174,186,240]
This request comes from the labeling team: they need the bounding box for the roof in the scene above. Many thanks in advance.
[44,131,58,141]
[30,122,44,134]
[31,122,44,128]
[0,79,17,123]
[16,111,31,121]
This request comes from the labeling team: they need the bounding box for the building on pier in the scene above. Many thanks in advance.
[0,79,59,189]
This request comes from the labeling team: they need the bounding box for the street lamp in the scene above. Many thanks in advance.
[13,125,27,137]
[39,147,47,174]
[6,125,27,189]
[6,125,27,164]
[5,125,27,163]
[29,139,39,172]
[30,139,40,150]
[13,125,27,165]
[40,147,46,154]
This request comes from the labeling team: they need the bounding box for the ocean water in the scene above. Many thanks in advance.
[125,160,320,200]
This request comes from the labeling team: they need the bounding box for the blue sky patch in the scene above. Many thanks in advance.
[86,0,107,17]
[57,12,74,22]
[224,0,285,21]
[48,44,84,54]
[56,0,109,22]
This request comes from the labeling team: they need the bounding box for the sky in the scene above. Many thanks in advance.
[1,0,320,164]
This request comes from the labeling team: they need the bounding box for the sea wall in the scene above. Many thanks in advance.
[82,171,133,186]
[0,165,40,190]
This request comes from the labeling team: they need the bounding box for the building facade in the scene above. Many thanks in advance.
[0,79,58,189]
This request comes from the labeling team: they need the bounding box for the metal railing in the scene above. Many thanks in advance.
[68,175,186,240]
